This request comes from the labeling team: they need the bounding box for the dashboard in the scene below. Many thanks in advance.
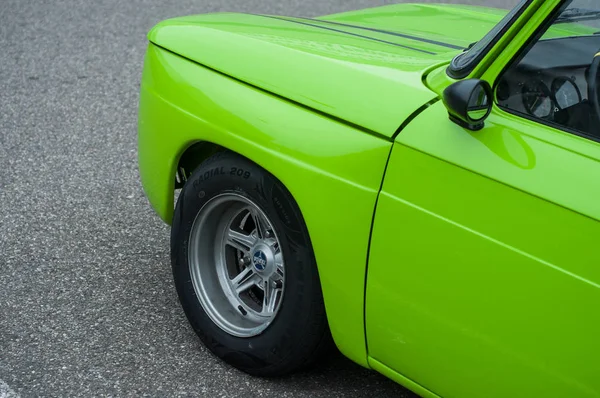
[495,35,600,138]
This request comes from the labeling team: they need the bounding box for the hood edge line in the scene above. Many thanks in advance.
[148,42,394,141]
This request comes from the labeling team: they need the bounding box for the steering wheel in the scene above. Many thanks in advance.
[587,50,600,124]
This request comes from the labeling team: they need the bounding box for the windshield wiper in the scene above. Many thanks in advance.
[556,8,600,24]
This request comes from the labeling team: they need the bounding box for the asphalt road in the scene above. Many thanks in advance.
[1,0,520,397]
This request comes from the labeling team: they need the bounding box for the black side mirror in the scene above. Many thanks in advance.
[442,79,492,131]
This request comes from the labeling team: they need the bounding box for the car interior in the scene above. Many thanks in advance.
[496,34,600,140]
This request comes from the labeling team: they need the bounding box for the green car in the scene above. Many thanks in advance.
[138,1,600,397]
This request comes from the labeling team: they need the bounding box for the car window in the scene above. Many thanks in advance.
[496,0,600,141]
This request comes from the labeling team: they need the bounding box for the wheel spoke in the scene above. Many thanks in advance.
[250,208,269,239]
[273,253,284,280]
[226,228,256,252]
[262,280,282,314]
[231,267,259,294]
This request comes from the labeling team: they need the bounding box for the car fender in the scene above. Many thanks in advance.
[138,44,396,366]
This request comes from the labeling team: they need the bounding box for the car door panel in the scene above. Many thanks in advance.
[366,102,600,398]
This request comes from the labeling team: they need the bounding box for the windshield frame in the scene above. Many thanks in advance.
[447,0,535,79]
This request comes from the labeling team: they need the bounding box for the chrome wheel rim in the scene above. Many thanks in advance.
[188,193,285,338]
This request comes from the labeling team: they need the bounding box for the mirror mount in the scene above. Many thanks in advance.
[442,79,493,131]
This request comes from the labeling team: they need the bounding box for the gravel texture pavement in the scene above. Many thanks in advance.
[0,0,529,396]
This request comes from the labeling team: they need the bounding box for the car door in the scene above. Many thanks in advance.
[365,3,600,398]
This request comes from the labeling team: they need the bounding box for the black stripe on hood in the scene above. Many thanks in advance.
[259,15,438,55]
[301,17,465,50]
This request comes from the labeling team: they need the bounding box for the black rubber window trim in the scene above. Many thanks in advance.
[447,0,535,79]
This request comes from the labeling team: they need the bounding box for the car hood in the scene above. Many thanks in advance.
[148,4,504,138]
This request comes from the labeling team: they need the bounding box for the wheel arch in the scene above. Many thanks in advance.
[175,141,223,188]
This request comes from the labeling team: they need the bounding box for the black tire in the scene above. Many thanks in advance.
[171,150,332,376]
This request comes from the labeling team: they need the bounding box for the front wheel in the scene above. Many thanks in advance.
[171,151,332,376]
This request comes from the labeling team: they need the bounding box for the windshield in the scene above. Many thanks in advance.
[447,0,531,78]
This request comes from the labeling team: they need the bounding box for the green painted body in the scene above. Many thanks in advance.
[138,44,391,367]
[138,1,600,397]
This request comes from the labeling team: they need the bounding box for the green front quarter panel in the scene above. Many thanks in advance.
[138,44,392,367]
[147,12,444,138]
[366,101,600,397]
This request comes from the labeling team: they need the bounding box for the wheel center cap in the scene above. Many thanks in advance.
[252,250,268,272]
